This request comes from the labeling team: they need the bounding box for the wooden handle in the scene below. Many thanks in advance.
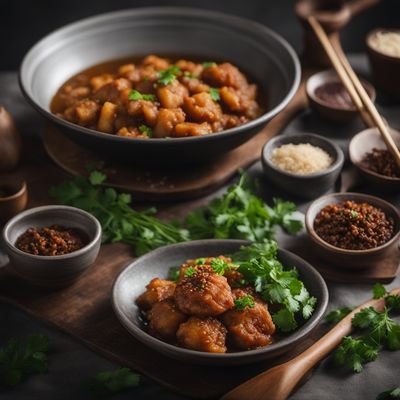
[347,0,381,16]
[222,288,400,400]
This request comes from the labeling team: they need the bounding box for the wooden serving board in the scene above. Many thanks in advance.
[43,81,309,202]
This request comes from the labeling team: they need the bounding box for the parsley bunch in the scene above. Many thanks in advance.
[0,334,49,388]
[89,367,140,396]
[50,171,189,256]
[232,242,317,332]
[186,174,303,242]
[327,283,400,373]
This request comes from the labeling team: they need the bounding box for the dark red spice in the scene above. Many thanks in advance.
[362,148,400,178]
[315,82,355,109]
[314,200,395,250]
[16,225,87,256]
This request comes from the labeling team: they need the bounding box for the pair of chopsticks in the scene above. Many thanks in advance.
[308,16,400,169]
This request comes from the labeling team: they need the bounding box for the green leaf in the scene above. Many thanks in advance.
[209,87,220,101]
[89,367,140,396]
[326,307,353,323]
[387,324,400,350]
[168,267,180,282]
[386,295,400,310]
[138,124,153,137]
[377,387,400,400]
[302,296,317,319]
[184,266,197,277]
[234,295,255,311]
[128,89,156,102]
[157,66,180,86]
[202,61,216,68]
[89,171,107,186]
[373,283,387,299]
[272,308,297,332]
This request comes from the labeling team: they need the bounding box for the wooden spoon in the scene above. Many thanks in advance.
[222,288,400,400]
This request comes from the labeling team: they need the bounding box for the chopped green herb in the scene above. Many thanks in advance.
[184,266,197,277]
[210,258,229,275]
[138,124,153,137]
[50,171,189,256]
[157,66,181,86]
[168,267,180,282]
[0,334,49,388]
[203,61,216,68]
[195,258,206,265]
[128,89,156,102]
[350,210,359,218]
[186,173,303,242]
[377,387,400,400]
[89,367,140,396]
[386,294,400,310]
[234,294,255,311]
[209,87,220,101]
[326,307,353,323]
[232,241,316,332]
[183,71,197,79]
[373,282,387,299]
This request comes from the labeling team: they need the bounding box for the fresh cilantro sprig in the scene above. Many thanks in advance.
[328,284,400,373]
[234,295,255,311]
[49,171,189,256]
[209,87,220,101]
[0,334,49,388]
[157,66,180,86]
[128,90,156,102]
[232,242,316,332]
[377,387,400,400]
[325,307,353,323]
[138,124,153,137]
[186,174,303,242]
[89,367,140,396]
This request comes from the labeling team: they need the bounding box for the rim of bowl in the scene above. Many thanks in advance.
[349,127,400,182]
[2,205,102,260]
[305,192,400,255]
[112,239,329,361]
[0,181,27,203]
[366,28,400,63]
[306,69,376,112]
[19,6,301,145]
[262,133,344,179]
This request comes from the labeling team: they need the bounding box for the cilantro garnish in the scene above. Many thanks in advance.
[183,71,197,79]
[89,367,140,396]
[327,284,400,373]
[157,66,181,86]
[138,124,153,137]
[186,173,303,241]
[50,171,189,256]
[377,387,400,400]
[209,87,220,101]
[234,294,255,311]
[184,266,197,277]
[232,241,316,332]
[195,258,206,265]
[168,267,180,282]
[0,334,49,388]
[202,61,216,68]
[350,210,359,219]
[210,258,230,275]
[128,90,156,102]
[325,307,353,323]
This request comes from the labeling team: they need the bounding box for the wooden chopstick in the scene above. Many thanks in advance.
[308,16,400,169]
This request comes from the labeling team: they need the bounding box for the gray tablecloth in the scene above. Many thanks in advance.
[0,55,399,400]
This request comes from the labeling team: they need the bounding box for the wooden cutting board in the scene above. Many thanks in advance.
[43,81,309,202]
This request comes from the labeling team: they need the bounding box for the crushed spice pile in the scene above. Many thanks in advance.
[362,148,400,178]
[314,200,395,250]
[16,225,87,256]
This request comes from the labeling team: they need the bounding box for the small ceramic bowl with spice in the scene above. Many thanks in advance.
[306,69,376,123]
[367,29,400,98]
[349,127,400,191]
[262,133,344,199]
[305,192,400,269]
[2,205,102,288]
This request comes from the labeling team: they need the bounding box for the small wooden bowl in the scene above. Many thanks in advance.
[305,192,400,269]
[306,69,376,123]
[349,127,400,191]
[0,178,28,225]
[366,28,400,98]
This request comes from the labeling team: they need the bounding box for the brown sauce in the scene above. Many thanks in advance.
[50,54,266,139]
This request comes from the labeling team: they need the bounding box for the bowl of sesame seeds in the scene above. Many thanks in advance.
[305,192,400,269]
